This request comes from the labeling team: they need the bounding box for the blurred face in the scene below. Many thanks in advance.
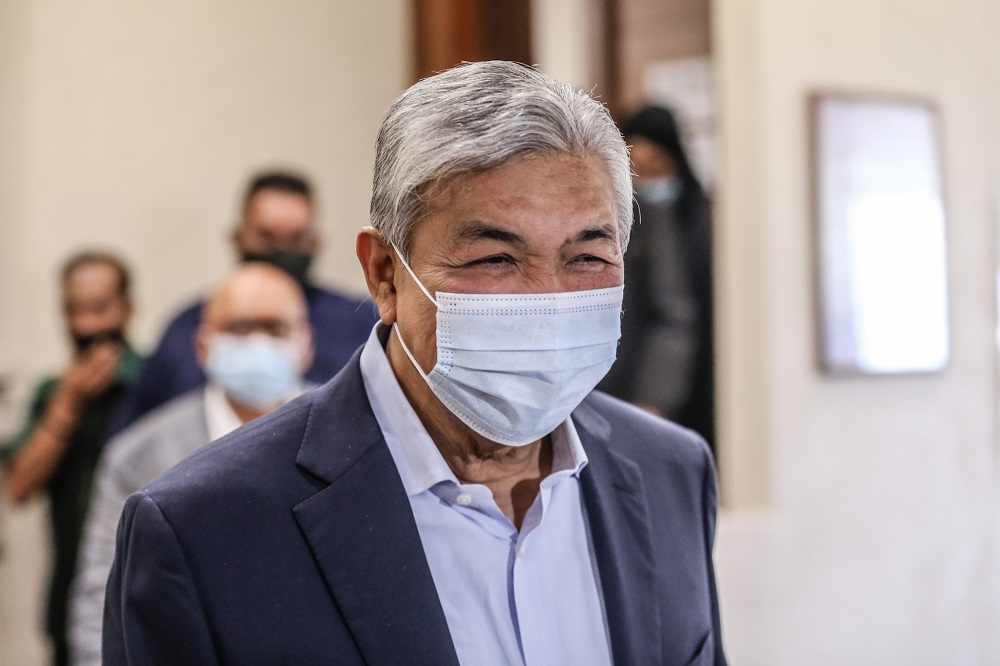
[233,189,317,258]
[197,266,313,374]
[379,152,624,375]
[62,262,131,349]
[628,136,678,181]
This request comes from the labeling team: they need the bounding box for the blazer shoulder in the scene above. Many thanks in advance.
[163,299,204,332]
[578,390,714,474]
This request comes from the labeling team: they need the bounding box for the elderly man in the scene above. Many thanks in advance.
[69,262,314,665]
[104,62,726,665]
[105,170,376,437]
[2,252,142,666]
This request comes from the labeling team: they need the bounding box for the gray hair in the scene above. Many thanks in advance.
[370,60,633,257]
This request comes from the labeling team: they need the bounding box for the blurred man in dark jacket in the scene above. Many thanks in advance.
[598,105,715,448]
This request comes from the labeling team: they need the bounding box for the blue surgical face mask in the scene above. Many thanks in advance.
[205,333,301,409]
[391,245,623,447]
[634,175,682,206]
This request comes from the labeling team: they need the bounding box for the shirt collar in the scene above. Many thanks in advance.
[550,416,589,480]
[359,323,588,498]
[203,382,245,441]
[203,380,311,442]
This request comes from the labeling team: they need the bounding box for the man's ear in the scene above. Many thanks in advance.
[356,227,397,325]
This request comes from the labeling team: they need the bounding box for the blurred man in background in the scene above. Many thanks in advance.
[1,251,142,666]
[597,105,716,448]
[69,262,313,666]
[106,170,375,436]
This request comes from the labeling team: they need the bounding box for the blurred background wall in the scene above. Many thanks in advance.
[3,0,1000,664]
[713,0,1000,663]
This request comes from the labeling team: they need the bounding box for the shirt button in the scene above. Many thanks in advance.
[518,547,525,559]
[456,494,473,506]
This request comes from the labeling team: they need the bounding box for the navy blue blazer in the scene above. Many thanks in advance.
[103,352,726,665]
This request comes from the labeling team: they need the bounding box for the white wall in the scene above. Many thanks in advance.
[713,0,1000,663]
[0,3,409,663]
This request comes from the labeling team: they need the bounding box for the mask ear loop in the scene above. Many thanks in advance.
[388,241,437,383]
[390,242,438,308]
[392,323,432,383]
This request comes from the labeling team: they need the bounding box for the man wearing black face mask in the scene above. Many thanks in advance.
[105,170,377,437]
[1,251,142,666]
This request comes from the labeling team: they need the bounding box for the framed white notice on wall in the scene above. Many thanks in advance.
[811,93,950,375]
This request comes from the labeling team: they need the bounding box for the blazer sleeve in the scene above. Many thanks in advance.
[103,491,219,665]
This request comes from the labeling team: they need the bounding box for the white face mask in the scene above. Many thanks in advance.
[205,333,301,409]
[391,244,623,447]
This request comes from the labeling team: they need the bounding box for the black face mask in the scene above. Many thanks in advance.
[72,329,125,354]
[241,249,313,286]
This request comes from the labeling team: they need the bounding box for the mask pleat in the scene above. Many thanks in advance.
[442,342,618,372]
[440,308,621,351]
[391,251,625,447]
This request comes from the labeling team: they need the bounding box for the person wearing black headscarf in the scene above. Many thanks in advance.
[598,105,715,449]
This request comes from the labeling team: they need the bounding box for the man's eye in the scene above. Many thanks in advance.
[467,255,515,267]
[571,254,608,264]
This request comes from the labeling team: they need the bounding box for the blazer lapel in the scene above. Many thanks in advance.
[574,398,662,665]
[292,358,460,666]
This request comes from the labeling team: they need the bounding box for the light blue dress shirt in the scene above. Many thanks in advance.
[359,325,613,666]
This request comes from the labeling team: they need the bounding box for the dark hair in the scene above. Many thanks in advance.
[242,170,313,213]
[61,251,131,298]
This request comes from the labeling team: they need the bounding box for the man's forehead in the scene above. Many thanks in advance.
[396,152,622,265]
[211,292,304,320]
[66,260,116,280]
[244,190,314,222]
[64,263,121,294]
[206,269,306,322]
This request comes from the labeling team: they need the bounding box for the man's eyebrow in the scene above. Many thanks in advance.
[566,225,618,245]
[454,222,618,248]
[455,223,527,247]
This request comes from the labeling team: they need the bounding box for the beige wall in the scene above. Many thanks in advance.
[0,3,408,663]
[0,0,409,393]
[713,0,1000,663]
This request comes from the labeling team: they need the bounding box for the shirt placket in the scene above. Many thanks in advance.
[510,483,556,666]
